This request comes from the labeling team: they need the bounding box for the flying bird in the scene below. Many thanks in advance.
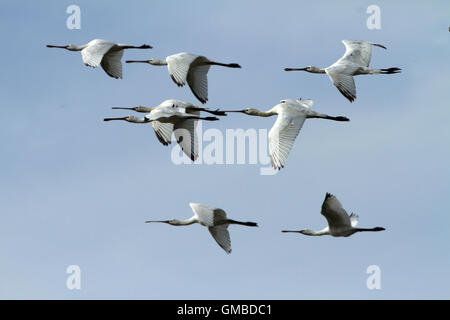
[104,99,225,161]
[46,38,152,79]
[146,203,258,254]
[284,40,401,102]
[282,193,385,237]
[222,99,349,170]
[126,52,241,103]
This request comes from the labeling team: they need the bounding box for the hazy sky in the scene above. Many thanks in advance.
[1,1,449,299]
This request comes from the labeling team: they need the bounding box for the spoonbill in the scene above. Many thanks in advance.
[126,53,241,103]
[222,99,350,170]
[146,203,258,254]
[282,193,385,237]
[104,99,225,161]
[284,40,401,102]
[46,39,152,79]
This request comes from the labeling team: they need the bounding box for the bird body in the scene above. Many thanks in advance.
[282,193,385,237]
[126,52,241,103]
[46,38,152,79]
[284,40,401,102]
[222,99,349,170]
[145,203,258,254]
[104,99,225,161]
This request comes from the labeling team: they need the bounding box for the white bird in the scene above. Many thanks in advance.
[282,193,385,237]
[125,53,241,103]
[222,99,349,170]
[104,99,225,161]
[284,40,401,102]
[145,203,258,254]
[46,39,152,79]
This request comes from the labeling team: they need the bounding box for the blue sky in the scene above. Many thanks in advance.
[0,0,449,299]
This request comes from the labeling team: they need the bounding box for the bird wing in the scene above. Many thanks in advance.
[268,113,306,170]
[174,116,199,161]
[81,41,116,68]
[321,193,352,229]
[101,49,124,79]
[189,203,215,226]
[167,53,199,87]
[208,225,231,254]
[338,40,372,67]
[350,213,359,227]
[187,58,210,104]
[152,121,174,146]
[326,67,357,102]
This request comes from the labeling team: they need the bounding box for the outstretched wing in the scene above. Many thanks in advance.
[101,49,124,79]
[174,117,199,161]
[321,193,352,229]
[167,53,199,87]
[338,40,373,67]
[326,67,357,102]
[152,121,174,146]
[81,40,116,68]
[187,58,210,104]
[269,114,306,170]
[189,203,215,226]
[209,225,231,254]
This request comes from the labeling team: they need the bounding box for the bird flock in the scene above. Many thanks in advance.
[47,38,398,254]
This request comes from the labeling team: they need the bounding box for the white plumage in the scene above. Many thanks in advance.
[222,98,350,170]
[126,52,241,103]
[46,38,152,79]
[145,203,258,254]
[104,99,226,161]
[282,193,385,237]
[284,40,401,102]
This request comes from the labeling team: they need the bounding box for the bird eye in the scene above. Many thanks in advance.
[281,100,286,103]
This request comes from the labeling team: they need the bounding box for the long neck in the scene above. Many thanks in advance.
[304,229,329,236]
[172,216,197,226]
[282,228,329,236]
[308,67,326,74]
[251,109,277,117]
[67,45,87,51]
[150,59,168,66]
[226,219,258,227]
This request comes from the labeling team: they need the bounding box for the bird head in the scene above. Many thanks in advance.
[299,229,315,236]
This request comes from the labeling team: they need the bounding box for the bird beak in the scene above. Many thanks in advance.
[112,107,136,111]
[104,117,128,121]
[46,45,68,49]
[145,220,170,223]
[220,109,246,113]
[125,60,149,64]
[284,67,308,71]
